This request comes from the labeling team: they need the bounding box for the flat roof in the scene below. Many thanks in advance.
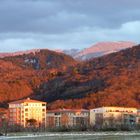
[90,106,137,110]
[47,109,89,113]
[9,98,47,104]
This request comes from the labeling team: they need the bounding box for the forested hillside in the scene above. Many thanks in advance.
[0,49,76,106]
[0,45,140,109]
[2,49,76,70]
[36,45,140,109]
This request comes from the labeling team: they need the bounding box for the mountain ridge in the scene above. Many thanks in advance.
[2,49,76,70]
[74,41,136,60]
[0,41,136,61]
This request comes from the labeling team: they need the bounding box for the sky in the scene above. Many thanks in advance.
[0,0,140,52]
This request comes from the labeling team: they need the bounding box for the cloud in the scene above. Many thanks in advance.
[0,0,140,52]
[0,20,140,52]
[0,0,140,33]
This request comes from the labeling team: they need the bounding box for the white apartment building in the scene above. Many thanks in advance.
[9,98,46,127]
[90,107,137,128]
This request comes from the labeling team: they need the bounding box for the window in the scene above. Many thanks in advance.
[42,118,45,121]
[42,109,45,112]
[13,109,16,112]
[10,109,13,112]
[55,112,60,115]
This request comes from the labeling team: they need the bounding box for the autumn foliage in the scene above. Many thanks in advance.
[0,46,140,109]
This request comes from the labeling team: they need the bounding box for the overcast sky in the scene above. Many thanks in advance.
[0,0,140,52]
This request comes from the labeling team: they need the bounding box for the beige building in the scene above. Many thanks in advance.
[136,110,140,125]
[46,109,89,128]
[9,98,46,127]
[90,107,137,128]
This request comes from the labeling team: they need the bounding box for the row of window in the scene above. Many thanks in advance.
[24,103,46,106]
[24,108,45,112]
[93,110,135,113]
[106,110,134,113]
[54,112,88,116]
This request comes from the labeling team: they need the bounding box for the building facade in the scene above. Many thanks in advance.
[90,107,137,128]
[0,108,8,128]
[46,109,89,128]
[136,110,140,125]
[8,98,46,127]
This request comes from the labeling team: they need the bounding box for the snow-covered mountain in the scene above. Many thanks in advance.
[74,41,136,60]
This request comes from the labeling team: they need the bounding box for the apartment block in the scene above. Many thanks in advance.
[90,107,137,128]
[137,110,140,124]
[8,98,46,127]
[46,109,89,128]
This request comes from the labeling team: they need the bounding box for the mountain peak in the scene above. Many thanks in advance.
[74,41,136,60]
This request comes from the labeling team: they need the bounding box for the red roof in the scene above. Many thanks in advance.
[9,98,47,104]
